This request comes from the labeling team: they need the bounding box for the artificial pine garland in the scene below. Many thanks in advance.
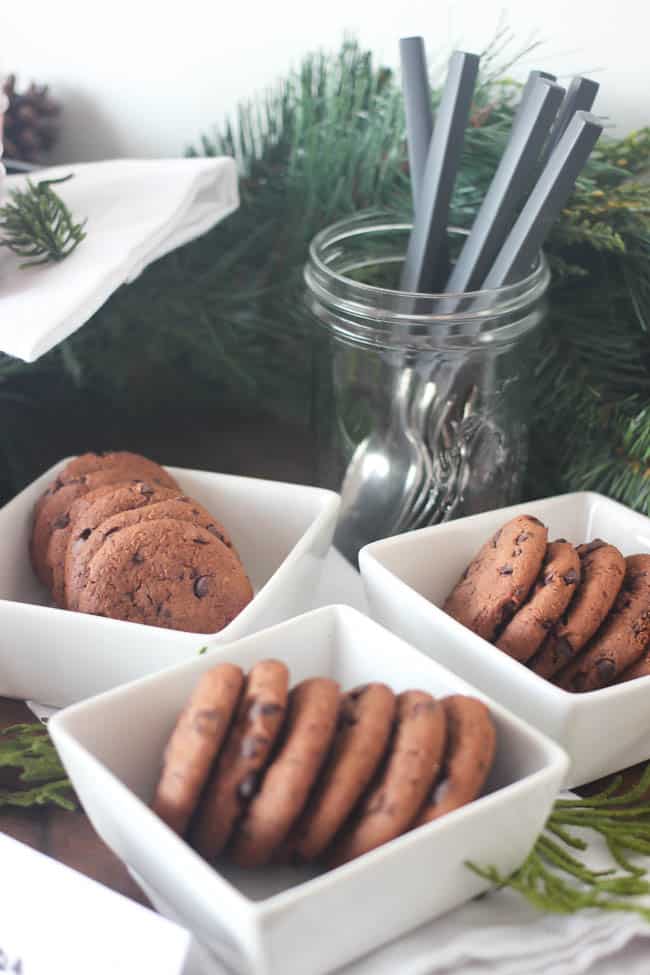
[0,37,649,511]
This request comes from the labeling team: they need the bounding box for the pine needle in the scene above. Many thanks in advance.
[469,765,650,920]
[0,174,86,267]
[0,722,77,811]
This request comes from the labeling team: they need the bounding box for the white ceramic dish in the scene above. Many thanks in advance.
[50,604,567,975]
[360,491,650,788]
[0,458,339,706]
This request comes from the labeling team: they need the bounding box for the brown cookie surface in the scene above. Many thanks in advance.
[415,695,496,826]
[65,494,233,611]
[191,659,289,861]
[47,482,178,607]
[77,519,253,633]
[443,515,548,641]
[56,451,178,489]
[229,677,340,867]
[31,453,177,590]
[496,540,581,663]
[289,682,397,862]
[151,663,244,835]
[31,483,85,589]
[618,646,650,683]
[329,690,447,867]
[529,540,626,679]
[557,554,650,692]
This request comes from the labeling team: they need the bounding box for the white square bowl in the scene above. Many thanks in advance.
[49,604,567,975]
[0,458,339,706]
[360,491,650,788]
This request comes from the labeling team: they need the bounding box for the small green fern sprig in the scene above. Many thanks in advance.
[0,174,86,267]
[0,722,77,811]
[470,764,650,920]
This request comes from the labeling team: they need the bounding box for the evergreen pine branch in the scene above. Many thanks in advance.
[469,764,650,921]
[0,722,77,811]
[0,174,86,267]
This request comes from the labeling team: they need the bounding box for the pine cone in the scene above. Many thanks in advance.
[2,74,61,163]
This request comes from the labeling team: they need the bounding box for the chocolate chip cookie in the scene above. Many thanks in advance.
[47,482,178,607]
[328,691,447,867]
[230,677,340,867]
[415,695,496,825]
[31,482,88,589]
[31,453,177,589]
[443,515,548,640]
[55,451,178,488]
[289,682,397,862]
[557,554,650,692]
[529,541,626,679]
[496,540,581,663]
[151,662,244,835]
[65,494,233,611]
[618,647,650,683]
[191,659,289,861]
[77,518,253,633]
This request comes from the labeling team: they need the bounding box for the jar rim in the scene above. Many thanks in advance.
[305,211,550,327]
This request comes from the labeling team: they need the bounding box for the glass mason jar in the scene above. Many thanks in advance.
[305,213,550,564]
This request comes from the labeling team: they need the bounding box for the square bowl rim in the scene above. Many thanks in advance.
[359,490,650,702]
[1,457,340,639]
[49,603,569,918]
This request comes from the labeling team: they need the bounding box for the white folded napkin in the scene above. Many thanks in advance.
[0,832,193,975]
[0,156,238,362]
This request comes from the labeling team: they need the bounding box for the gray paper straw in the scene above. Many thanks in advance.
[400,36,434,209]
[511,70,556,130]
[482,111,603,289]
[539,76,599,167]
[400,50,480,293]
[446,77,565,294]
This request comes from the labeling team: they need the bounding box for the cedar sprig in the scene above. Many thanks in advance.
[0,173,86,267]
[469,764,650,920]
[0,722,76,811]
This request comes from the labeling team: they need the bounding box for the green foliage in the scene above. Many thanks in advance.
[471,765,650,921]
[0,37,649,514]
[0,722,77,810]
[0,174,86,267]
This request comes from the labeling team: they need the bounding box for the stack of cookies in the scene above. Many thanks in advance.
[443,513,650,691]
[30,451,253,633]
[151,659,497,869]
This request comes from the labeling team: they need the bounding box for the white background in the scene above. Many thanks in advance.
[2,0,649,162]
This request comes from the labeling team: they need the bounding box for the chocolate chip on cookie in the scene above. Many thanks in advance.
[328,690,447,867]
[65,494,234,611]
[496,540,581,663]
[414,695,496,826]
[529,541,625,679]
[191,659,289,861]
[151,663,244,834]
[557,554,650,692]
[443,515,548,640]
[230,677,340,867]
[77,518,253,633]
[288,682,397,862]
